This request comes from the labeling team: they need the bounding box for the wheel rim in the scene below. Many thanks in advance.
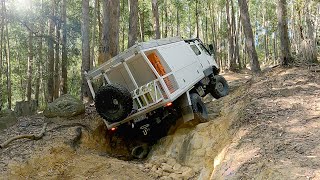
[109,99,121,113]
[216,82,224,93]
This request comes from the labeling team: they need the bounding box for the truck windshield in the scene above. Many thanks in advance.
[198,43,211,56]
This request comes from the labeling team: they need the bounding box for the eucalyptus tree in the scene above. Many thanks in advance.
[152,0,160,39]
[128,0,139,47]
[238,0,261,73]
[81,0,91,102]
[277,0,293,66]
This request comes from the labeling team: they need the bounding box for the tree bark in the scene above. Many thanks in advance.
[61,0,68,95]
[27,30,33,101]
[54,13,61,99]
[35,37,42,105]
[4,1,11,109]
[196,0,199,38]
[99,0,120,64]
[138,2,145,42]
[47,0,55,102]
[81,0,91,102]
[165,0,168,38]
[128,0,138,47]
[91,0,98,66]
[176,5,180,37]
[152,0,160,39]
[277,0,293,66]
[0,1,4,109]
[226,0,237,71]
[238,0,261,73]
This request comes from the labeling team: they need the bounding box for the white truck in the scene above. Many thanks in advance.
[85,37,229,157]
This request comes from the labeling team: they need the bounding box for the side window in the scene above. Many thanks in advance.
[190,44,201,56]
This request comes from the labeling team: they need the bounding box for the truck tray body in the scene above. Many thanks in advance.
[86,37,217,129]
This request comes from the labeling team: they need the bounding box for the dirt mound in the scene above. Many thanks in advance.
[211,67,320,179]
[7,143,152,180]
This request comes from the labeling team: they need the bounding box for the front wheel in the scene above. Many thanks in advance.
[209,75,229,99]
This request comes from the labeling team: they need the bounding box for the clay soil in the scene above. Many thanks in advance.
[0,65,319,179]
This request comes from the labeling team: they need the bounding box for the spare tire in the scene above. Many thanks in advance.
[95,84,133,123]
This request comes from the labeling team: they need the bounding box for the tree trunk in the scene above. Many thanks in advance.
[164,0,168,38]
[27,30,33,101]
[226,0,237,71]
[47,0,55,102]
[188,3,191,38]
[91,0,98,66]
[277,0,293,66]
[152,0,160,39]
[99,0,120,64]
[54,15,61,99]
[81,0,91,102]
[61,0,68,95]
[301,0,317,63]
[176,6,180,36]
[273,32,278,64]
[138,2,145,42]
[128,0,138,47]
[35,37,42,105]
[263,12,269,62]
[4,1,11,109]
[26,1,34,102]
[235,8,241,69]
[238,0,261,73]
[196,0,199,38]
[121,0,125,51]
[0,1,4,109]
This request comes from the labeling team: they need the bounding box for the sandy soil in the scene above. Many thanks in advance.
[212,66,320,179]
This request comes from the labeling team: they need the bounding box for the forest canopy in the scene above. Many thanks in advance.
[0,0,319,110]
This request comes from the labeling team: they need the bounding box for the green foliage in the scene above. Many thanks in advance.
[0,0,319,110]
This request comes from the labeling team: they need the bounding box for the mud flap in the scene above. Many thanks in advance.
[178,91,194,122]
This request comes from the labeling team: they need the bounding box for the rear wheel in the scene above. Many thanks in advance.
[210,75,229,99]
[190,93,208,122]
[95,84,133,123]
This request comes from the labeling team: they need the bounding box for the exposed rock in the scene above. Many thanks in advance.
[155,169,163,176]
[169,173,181,179]
[181,167,195,179]
[0,110,17,132]
[173,163,182,171]
[161,163,174,173]
[44,94,85,118]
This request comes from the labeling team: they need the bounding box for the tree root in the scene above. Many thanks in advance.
[0,123,48,149]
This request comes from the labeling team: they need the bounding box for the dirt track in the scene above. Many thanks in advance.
[0,65,319,179]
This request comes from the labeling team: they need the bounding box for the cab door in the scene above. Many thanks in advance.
[188,41,212,71]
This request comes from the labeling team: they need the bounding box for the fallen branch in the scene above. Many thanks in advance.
[47,123,90,132]
[0,123,48,149]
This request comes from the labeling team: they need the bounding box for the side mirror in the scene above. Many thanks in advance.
[208,44,214,54]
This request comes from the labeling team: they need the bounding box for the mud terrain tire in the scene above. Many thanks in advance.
[190,93,208,122]
[210,75,229,99]
[95,84,133,123]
